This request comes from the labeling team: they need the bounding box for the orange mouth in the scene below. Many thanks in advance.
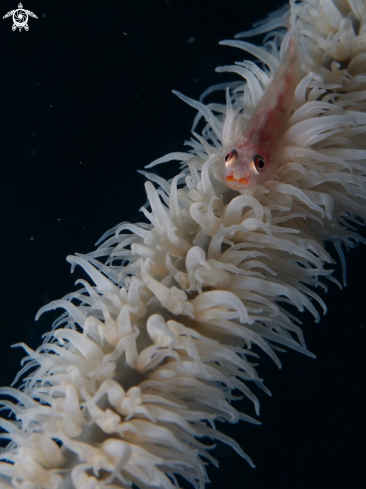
[225,175,249,190]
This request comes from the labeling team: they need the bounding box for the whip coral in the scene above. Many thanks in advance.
[1,0,366,487]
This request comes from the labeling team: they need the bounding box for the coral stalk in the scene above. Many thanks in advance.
[1,1,366,488]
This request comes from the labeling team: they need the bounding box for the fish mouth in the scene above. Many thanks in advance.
[225,175,249,190]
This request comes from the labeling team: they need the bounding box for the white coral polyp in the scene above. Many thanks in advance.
[1,1,366,488]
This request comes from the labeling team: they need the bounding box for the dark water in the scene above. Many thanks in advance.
[0,1,364,488]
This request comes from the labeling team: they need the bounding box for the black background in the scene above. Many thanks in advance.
[0,1,365,488]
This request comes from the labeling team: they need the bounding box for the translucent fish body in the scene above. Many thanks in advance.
[224,38,301,190]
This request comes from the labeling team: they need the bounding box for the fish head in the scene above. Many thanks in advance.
[223,141,273,190]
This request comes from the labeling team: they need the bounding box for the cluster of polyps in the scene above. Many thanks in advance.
[1,1,366,488]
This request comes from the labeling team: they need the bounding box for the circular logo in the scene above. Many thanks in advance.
[12,8,28,29]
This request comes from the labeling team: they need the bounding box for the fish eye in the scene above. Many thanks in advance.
[250,154,265,174]
[225,149,237,165]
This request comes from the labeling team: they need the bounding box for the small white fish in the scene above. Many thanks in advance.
[224,38,300,190]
